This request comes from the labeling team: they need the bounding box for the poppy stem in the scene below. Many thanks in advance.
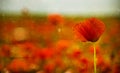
[93,43,97,73]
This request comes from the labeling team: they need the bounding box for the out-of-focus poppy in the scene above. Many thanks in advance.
[0,64,2,71]
[21,41,37,52]
[79,58,89,65]
[41,48,55,59]
[0,45,11,57]
[2,21,15,33]
[68,49,82,59]
[99,63,111,73]
[74,18,105,42]
[78,58,90,73]
[7,59,29,72]
[44,63,55,73]
[56,40,71,50]
[96,55,104,67]
[55,40,71,55]
[36,24,55,33]
[96,55,111,73]
[54,58,65,69]
[48,14,64,25]
[113,64,120,73]
[33,48,54,60]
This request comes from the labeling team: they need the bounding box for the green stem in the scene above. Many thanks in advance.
[94,43,97,73]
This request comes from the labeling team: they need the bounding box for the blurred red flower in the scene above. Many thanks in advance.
[55,40,71,55]
[68,49,82,59]
[74,18,105,42]
[2,21,15,33]
[7,59,29,72]
[41,48,55,60]
[0,45,11,57]
[48,14,64,25]
[44,63,55,73]
[78,58,90,73]
[54,58,65,69]
[33,48,54,60]
[0,64,2,71]
[36,24,55,35]
[113,64,120,73]
[17,41,37,53]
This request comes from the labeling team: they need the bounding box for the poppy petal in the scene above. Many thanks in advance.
[74,17,105,42]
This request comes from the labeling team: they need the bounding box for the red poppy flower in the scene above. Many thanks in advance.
[74,17,105,42]
[48,14,64,25]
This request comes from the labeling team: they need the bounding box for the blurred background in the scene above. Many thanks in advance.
[0,0,120,73]
[0,0,120,16]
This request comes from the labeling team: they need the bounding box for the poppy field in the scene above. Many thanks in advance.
[0,13,120,73]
